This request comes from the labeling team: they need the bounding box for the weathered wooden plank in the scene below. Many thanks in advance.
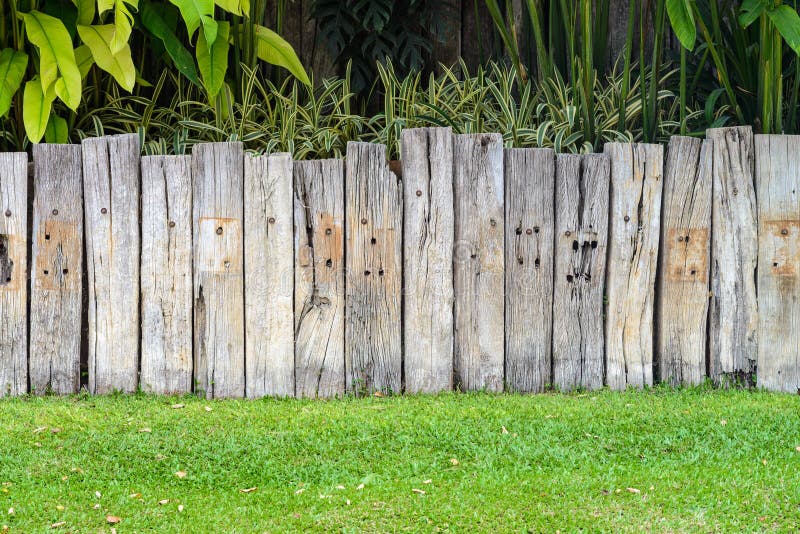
[552,154,609,391]
[29,145,83,394]
[604,142,663,390]
[82,134,141,394]
[401,128,454,394]
[344,142,402,394]
[0,153,28,396]
[707,126,758,386]
[453,133,504,392]
[755,134,800,393]
[244,153,294,397]
[192,142,245,398]
[504,147,554,392]
[294,159,346,398]
[656,137,712,385]
[140,156,193,395]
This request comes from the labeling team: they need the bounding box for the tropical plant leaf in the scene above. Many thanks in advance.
[252,24,310,85]
[75,45,96,78]
[766,5,800,55]
[214,0,249,17]
[23,78,56,143]
[71,0,96,25]
[169,0,217,45]
[197,21,229,97]
[45,114,69,143]
[78,24,136,91]
[140,0,200,85]
[666,0,695,51]
[23,10,82,110]
[97,0,138,53]
[739,0,767,28]
[0,49,28,117]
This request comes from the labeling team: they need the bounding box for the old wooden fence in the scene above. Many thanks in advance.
[0,126,797,398]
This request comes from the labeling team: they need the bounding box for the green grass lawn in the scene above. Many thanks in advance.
[1,388,799,533]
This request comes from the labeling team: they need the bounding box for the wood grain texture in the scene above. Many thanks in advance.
[140,156,193,395]
[401,128,454,394]
[294,159,345,398]
[0,153,28,396]
[192,142,245,398]
[656,137,712,386]
[244,153,294,397]
[29,145,83,394]
[453,133,504,392]
[82,134,141,394]
[755,135,800,393]
[604,143,663,390]
[504,147,554,392]
[552,154,609,391]
[707,126,758,386]
[345,142,403,394]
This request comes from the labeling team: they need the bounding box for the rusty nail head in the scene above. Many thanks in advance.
[4,209,10,217]
[565,231,571,237]
[169,221,176,228]
[733,187,738,195]
[490,219,497,227]
[216,227,223,235]
[325,228,332,235]
[678,236,684,242]
[526,228,532,235]
[52,209,59,216]
[782,228,789,235]
[268,217,276,224]
[415,190,422,197]
[361,218,367,225]
[623,215,630,222]
[101,208,107,214]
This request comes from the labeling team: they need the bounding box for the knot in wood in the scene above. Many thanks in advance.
[325,228,332,235]
[490,219,497,227]
[4,209,10,217]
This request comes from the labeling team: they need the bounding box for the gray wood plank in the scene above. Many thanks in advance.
[552,154,609,391]
[140,156,193,395]
[755,134,800,393]
[244,153,295,397]
[294,159,346,398]
[345,142,403,394]
[504,147,554,393]
[192,142,245,398]
[82,134,141,394]
[401,128,454,394]
[453,133,504,392]
[0,153,28,396]
[656,137,712,385]
[707,126,758,386]
[29,145,83,394]
[604,142,663,390]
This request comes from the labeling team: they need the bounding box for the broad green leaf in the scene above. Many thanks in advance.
[78,24,136,91]
[252,24,310,85]
[197,21,229,97]
[767,5,800,55]
[23,10,82,110]
[739,0,767,28]
[45,114,69,143]
[71,0,96,25]
[23,78,56,143]
[0,49,28,117]
[214,0,249,17]
[140,0,200,84]
[666,0,695,51]
[169,0,217,45]
[75,45,96,78]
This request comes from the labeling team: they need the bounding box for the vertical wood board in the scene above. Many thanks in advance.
[140,156,193,394]
[453,133,505,392]
[552,154,609,391]
[604,143,663,390]
[29,145,83,394]
[294,159,345,398]
[344,142,403,394]
[244,153,295,397]
[504,147,554,392]
[192,142,245,398]
[401,128,454,394]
